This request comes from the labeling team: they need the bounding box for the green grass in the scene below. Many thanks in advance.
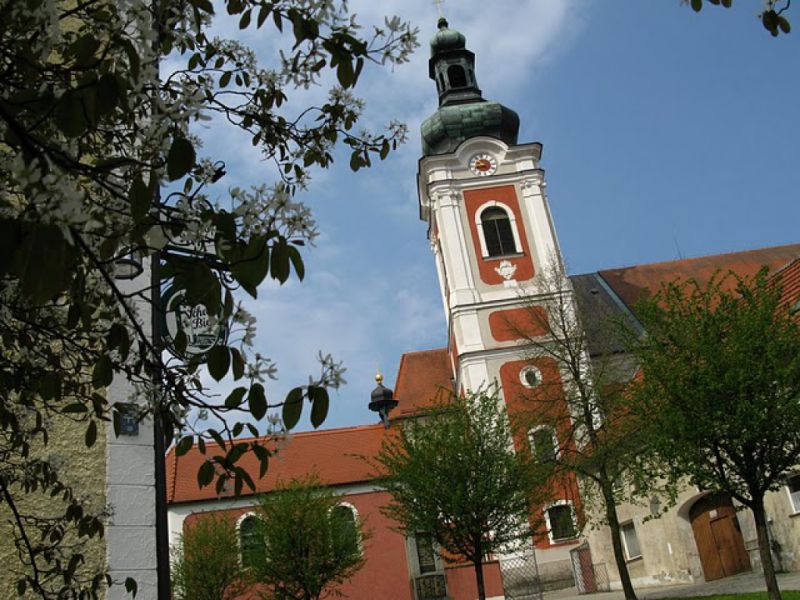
[678,593,800,600]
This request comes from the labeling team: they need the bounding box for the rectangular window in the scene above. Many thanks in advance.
[529,427,557,463]
[621,521,642,561]
[788,474,800,513]
[547,504,576,542]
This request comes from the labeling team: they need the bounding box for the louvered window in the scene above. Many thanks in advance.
[447,65,467,88]
[481,207,516,257]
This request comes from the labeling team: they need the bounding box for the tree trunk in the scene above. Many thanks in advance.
[473,538,486,600]
[600,475,638,600]
[752,497,781,600]
[473,558,486,600]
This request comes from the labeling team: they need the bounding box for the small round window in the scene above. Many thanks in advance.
[520,366,542,388]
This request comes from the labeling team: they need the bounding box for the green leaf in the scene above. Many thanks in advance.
[166,136,196,181]
[230,347,245,379]
[92,355,113,388]
[252,443,270,477]
[129,175,150,222]
[207,345,230,381]
[95,73,120,117]
[225,386,247,408]
[197,460,215,488]
[175,435,194,456]
[690,0,703,11]
[287,245,304,281]
[54,90,89,137]
[15,224,75,304]
[231,234,269,296]
[124,577,138,598]
[112,409,122,437]
[173,329,188,355]
[239,9,251,29]
[282,387,303,430]
[270,239,290,283]
[248,383,267,420]
[310,386,329,428]
[85,420,97,447]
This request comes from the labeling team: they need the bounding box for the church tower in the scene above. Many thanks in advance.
[418,17,567,398]
[417,18,581,564]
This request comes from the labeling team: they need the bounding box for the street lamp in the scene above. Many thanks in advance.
[369,371,398,428]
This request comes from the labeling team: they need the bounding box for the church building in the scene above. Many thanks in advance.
[167,18,800,599]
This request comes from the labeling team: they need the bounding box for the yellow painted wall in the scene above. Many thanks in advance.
[0,417,108,598]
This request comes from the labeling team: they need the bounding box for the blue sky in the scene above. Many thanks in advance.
[200,0,800,432]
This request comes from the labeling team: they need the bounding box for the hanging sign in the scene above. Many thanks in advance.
[160,285,228,360]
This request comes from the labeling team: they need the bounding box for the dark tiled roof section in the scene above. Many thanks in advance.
[597,244,800,313]
[392,348,454,418]
[570,273,643,356]
[774,257,800,311]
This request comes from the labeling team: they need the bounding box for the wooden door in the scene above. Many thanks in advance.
[690,493,751,581]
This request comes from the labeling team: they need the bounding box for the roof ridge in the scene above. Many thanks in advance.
[167,422,387,458]
[593,242,800,274]
[398,346,448,356]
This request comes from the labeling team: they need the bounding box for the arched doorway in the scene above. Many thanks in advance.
[689,493,751,581]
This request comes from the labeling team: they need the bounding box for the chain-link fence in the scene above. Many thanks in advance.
[499,553,545,600]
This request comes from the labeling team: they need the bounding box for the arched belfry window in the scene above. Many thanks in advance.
[480,207,517,257]
[447,64,467,88]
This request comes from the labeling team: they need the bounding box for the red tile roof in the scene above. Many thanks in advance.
[168,246,800,505]
[598,243,800,310]
[167,348,453,505]
[393,347,454,418]
[167,424,387,504]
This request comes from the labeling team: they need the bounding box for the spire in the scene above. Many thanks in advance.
[421,19,520,156]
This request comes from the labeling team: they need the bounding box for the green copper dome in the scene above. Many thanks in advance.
[430,17,466,54]
[421,19,520,156]
[421,101,520,156]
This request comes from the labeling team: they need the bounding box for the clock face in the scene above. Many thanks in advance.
[469,153,497,177]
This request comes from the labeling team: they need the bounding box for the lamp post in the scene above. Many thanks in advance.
[368,372,398,428]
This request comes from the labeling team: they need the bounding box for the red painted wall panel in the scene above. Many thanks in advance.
[445,561,505,599]
[463,185,535,286]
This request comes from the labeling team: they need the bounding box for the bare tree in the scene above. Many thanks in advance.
[505,257,660,600]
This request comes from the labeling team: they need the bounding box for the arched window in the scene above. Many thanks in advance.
[528,426,559,463]
[480,207,517,257]
[330,504,360,555]
[238,514,264,569]
[447,64,467,88]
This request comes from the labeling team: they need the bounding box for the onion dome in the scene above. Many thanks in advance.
[421,19,520,156]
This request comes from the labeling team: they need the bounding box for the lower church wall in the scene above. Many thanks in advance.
[584,483,800,591]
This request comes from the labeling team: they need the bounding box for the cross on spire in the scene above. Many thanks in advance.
[434,0,445,18]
